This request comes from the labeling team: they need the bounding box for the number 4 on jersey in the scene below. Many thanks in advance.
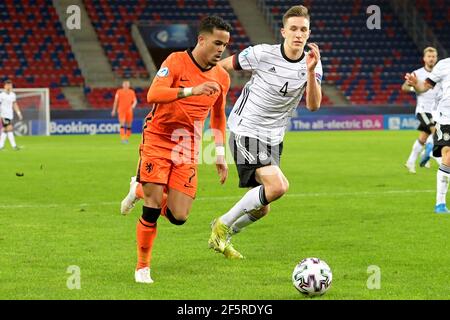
[279,82,288,96]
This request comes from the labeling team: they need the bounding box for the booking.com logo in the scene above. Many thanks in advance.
[50,121,121,135]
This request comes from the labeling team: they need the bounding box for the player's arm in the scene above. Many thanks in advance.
[147,55,220,104]
[13,102,23,120]
[401,79,416,93]
[111,93,118,116]
[405,72,433,93]
[218,55,235,72]
[132,92,137,109]
[210,74,230,185]
[305,43,322,111]
[219,46,261,74]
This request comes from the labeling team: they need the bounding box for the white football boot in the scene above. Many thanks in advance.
[120,176,140,215]
[135,267,154,284]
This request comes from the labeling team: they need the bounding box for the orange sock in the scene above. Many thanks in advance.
[136,218,158,270]
[126,127,132,139]
[120,126,126,140]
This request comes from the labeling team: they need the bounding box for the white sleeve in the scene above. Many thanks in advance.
[234,45,264,71]
[427,60,445,86]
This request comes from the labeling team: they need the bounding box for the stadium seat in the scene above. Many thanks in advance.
[0,0,83,109]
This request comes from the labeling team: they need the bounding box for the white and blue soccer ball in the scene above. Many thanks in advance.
[292,257,332,296]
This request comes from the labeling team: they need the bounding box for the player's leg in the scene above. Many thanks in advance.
[406,132,427,173]
[209,134,286,258]
[134,153,172,283]
[5,123,18,149]
[434,124,450,213]
[420,134,433,168]
[420,124,436,168]
[118,113,127,143]
[427,127,441,166]
[164,188,194,225]
[120,176,140,215]
[229,168,289,234]
[164,162,197,224]
[125,111,133,140]
[120,177,173,217]
[406,113,431,173]
[135,182,165,283]
[0,120,7,149]
[435,146,450,213]
[230,204,270,235]
[121,159,144,214]
[210,165,288,258]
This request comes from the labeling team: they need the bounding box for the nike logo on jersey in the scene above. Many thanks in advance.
[268,67,276,73]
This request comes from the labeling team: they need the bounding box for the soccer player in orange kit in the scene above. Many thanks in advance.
[130,16,232,283]
[111,80,137,143]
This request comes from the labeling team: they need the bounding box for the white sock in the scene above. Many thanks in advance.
[7,132,16,148]
[407,139,423,164]
[220,186,268,227]
[230,212,260,234]
[0,132,6,148]
[436,164,450,205]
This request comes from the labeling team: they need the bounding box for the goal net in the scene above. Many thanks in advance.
[1,88,50,136]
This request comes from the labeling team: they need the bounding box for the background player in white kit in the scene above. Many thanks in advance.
[401,47,440,173]
[0,80,23,150]
[208,5,323,258]
[406,57,450,213]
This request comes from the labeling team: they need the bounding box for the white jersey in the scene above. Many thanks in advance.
[0,91,17,120]
[427,58,450,124]
[412,67,439,114]
[228,44,323,145]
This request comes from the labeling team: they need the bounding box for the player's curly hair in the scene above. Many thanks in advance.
[199,16,233,34]
[283,5,310,26]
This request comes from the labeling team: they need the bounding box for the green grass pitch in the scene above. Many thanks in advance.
[0,130,449,300]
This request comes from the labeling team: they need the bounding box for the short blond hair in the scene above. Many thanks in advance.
[423,47,437,56]
[282,5,310,26]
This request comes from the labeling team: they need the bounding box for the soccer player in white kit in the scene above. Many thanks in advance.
[208,5,323,258]
[406,57,450,213]
[0,80,23,150]
[401,47,440,173]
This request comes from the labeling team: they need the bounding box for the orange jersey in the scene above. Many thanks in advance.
[145,50,230,147]
[116,88,137,113]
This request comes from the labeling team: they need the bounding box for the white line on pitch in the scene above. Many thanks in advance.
[0,189,434,209]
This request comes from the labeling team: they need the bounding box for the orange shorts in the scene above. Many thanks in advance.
[136,132,198,198]
[118,110,133,124]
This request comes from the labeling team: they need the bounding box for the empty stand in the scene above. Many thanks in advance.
[0,0,83,109]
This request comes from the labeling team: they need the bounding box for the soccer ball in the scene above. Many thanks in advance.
[292,257,332,296]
